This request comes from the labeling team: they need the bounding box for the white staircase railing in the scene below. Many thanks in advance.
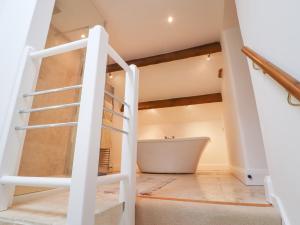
[0,25,139,225]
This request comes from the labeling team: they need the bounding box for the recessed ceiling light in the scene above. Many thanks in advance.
[167,16,174,23]
[81,34,86,38]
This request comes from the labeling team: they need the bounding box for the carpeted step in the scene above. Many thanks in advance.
[136,198,281,225]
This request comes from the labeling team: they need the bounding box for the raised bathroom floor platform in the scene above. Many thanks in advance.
[134,173,280,225]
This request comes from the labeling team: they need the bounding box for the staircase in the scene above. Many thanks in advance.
[0,25,139,225]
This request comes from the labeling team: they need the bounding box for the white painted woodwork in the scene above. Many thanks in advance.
[0,176,71,187]
[0,174,127,188]
[0,47,40,210]
[66,26,109,225]
[107,46,131,73]
[0,0,55,210]
[97,174,128,185]
[119,65,139,225]
[30,38,88,59]
[0,0,55,142]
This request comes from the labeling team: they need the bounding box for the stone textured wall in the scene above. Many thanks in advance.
[18,27,83,177]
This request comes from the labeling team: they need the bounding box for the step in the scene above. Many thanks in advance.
[0,188,123,225]
[136,197,281,225]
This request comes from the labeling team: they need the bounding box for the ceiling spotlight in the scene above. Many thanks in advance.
[206,53,211,61]
[80,34,86,38]
[108,73,113,79]
[167,16,174,23]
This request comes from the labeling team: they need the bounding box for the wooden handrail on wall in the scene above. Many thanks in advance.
[242,46,300,103]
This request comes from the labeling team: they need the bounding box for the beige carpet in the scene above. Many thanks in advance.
[136,198,282,225]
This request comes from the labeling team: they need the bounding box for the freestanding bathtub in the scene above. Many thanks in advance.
[137,137,210,174]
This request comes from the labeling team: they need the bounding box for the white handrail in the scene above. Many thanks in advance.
[30,39,88,59]
[97,174,127,185]
[19,102,80,113]
[23,84,82,97]
[108,45,130,73]
[0,176,70,187]
[0,174,127,188]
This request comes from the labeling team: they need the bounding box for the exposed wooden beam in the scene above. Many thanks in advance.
[107,42,222,73]
[121,93,222,111]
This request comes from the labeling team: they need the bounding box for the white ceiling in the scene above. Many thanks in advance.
[51,0,104,41]
[52,0,224,61]
[93,0,224,60]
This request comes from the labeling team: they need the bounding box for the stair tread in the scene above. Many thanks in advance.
[136,198,281,225]
[0,188,123,225]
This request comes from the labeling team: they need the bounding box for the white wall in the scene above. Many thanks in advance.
[137,53,223,102]
[0,0,54,153]
[138,103,229,171]
[235,1,300,224]
[221,27,268,185]
[221,1,268,186]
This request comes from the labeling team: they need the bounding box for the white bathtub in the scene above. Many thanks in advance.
[137,137,210,174]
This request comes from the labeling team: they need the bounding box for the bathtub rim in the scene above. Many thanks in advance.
[138,137,210,143]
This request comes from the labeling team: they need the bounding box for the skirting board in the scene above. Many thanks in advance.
[230,166,268,185]
[114,164,230,174]
[197,164,229,172]
[264,176,290,225]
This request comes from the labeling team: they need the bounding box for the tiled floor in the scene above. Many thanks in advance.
[136,172,267,204]
[15,172,267,204]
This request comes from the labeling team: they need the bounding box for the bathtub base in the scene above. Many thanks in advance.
[137,137,210,174]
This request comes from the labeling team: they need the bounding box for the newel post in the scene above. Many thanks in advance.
[119,64,139,225]
[67,25,108,225]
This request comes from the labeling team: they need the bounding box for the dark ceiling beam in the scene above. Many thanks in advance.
[121,93,222,111]
[138,93,222,110]
[107,42,222,73]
